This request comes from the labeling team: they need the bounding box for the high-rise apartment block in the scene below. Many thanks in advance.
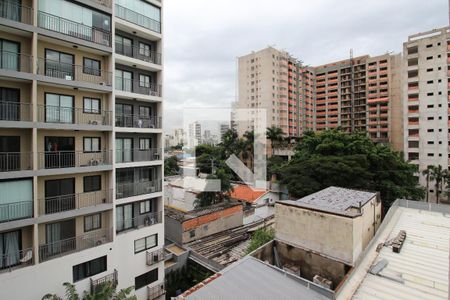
[403,26,450,202]
[188,121,201,148]
[236,47,403,151]
[0,0,165,299]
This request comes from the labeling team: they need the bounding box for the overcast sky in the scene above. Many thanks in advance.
[163,0,448,132]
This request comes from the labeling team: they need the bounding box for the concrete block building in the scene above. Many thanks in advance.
[0,0,165,299]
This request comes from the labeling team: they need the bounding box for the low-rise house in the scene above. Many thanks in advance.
[165,202,243,245]
[276,186,382,266]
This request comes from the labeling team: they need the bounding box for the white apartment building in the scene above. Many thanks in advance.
[0,0,165,299]
[403,26,450,203]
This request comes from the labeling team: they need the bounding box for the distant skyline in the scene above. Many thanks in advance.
[163,0,448,131]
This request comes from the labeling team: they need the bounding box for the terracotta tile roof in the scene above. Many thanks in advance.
[229,184,268,204]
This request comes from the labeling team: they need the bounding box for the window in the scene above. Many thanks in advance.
[134,268,158,290]
[139,74,150,88]
[116,138,133,163]
[83,97,101,114]
[427,93,434,96]
[84,175,101,192]
[427,129,434,132]
[83,58,101,76]
[426,68,433,72]
[115,69,132,92]
[189,230,195,238]
[116,203,133,232]
[115,0,160,33]
[0,39,20,71]
[73,256,107,282]
[45,49,74,80]
[139,200,152,214]
[84,137,101,152]
[134,234,157,254]
[84,213,101,232]
[115,35,133,56]
[0,230,21,269]
[426,44,432,48]
[139,42,151,58]
[139,138,151,150]
[426,56,433,60]
[45,93,74,123]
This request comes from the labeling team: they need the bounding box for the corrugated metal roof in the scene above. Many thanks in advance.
[352,207,449,300]
[185,256,329,300]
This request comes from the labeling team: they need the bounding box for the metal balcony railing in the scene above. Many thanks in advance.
[115,77,161,97]
[37,105,113,126]
[147,283,166,300]
[0,0,33,24]
[0,200,33,223]
[115,4,161,33]
[146,248,164,266]
[116,148,162,163]
[39,228,112,262]
[0,50,32,73]
[37,58,112,86]
[0,101,32,122]
[0,247,33,273]
[115,42,162,65]
[0,152,32,172]
[116,211,162,233]
[37,150,112,170]
[38,189,113,215]
[37,11,111,46]
[90,269,118,294]
[116,180,162,199]
[115,114,161,129]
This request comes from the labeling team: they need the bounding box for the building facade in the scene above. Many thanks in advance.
[0,0,165,299]
[236,47,403,151]
[403,26,450,203]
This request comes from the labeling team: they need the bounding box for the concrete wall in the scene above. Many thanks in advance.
[164,216,183,245]
[181,209,243,244]
[275,198,380,266]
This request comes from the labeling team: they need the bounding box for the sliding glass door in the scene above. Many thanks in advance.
[116,204,133,232]
[115,103,133,127]
[0,39,19,71]
[45,93,74,124]
[45,49,74,80]
[0,87,20,121]
[115,69,132,92]
[44,178,75,214]
[44,136,75,169]
[45,219,76,257]
[0,136,20,172]
[116,138,133,163]
[0,230,20,269]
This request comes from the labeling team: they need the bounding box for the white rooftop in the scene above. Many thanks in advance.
[339,201,450,300]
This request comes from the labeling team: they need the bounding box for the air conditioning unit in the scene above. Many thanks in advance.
[65,75,73,80]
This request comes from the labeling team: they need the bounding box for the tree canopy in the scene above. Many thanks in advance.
[164,156,180,176]
[279,129,424,209]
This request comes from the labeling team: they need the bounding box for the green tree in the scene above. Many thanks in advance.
[266,126,284,155]
[42,282,136,300]
[280,129,424,209]
[429,165,448,204]
[194,168,233,208]
[241,130,255,171]
[422,166,432,203]
[245,227,275,254]
[164,156,180,176]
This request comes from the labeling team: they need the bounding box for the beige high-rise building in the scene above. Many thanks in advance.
[236,47,403,151]
[0,0,165,299]
[403,26,450,203]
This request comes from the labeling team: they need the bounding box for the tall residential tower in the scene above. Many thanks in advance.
[0,0,165,299]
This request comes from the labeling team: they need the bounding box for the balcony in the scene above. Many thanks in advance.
[115,4,161,34]
[37,58,112,87]
[37,150,112,170]
[0,101,32,123]
[37,105,113,128]
[38,189,113,215]
[0,50,32,73]
[0,200,33,223]
[115,42,161,65]
[115,77,161,97]
[116,211,162,234]
[93,0,112,9]
[115,114,162,129]
[37,11,111,47]
[146,248,164,266]
[0,0,33,25]
[0,152,32,173]
[38,228,112,262]
[116,148,162,164]
[0,247,33,273]
[147,284,166,300]
[367,97,389,104]
[90,269,118,295]
[116,180,162,199]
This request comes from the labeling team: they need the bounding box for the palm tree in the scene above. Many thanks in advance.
[422,166,432,203]
[429,165,448,204]
[266,126,284,155]
[242,130,255,170]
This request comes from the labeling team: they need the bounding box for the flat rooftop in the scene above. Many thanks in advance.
[183,256,329,300]
[339,200,450,299]
[282,186,377,216]
[165,202,242,222]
